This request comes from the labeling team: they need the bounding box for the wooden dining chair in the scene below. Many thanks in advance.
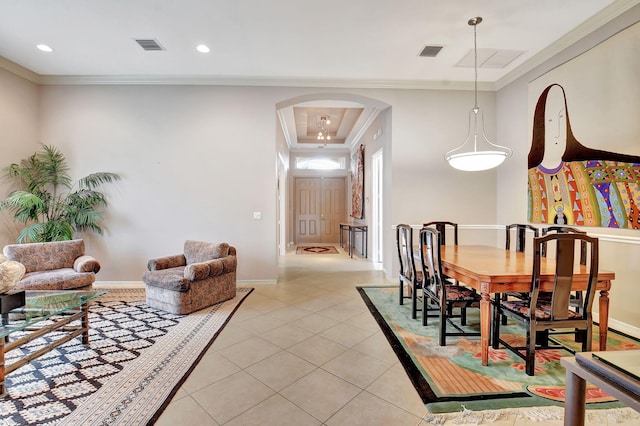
[499,224,541,324]
[541,226,587,263]
[396,224,422,318]
[542,226,588,313]
[505,223,539,253]
[423,221,463,316]
[418,227,480,346]
[422,221,458,246]
[492,232,599,376]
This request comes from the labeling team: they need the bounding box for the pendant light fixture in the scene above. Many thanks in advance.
[445,17,512,171]
[317,115,331,146]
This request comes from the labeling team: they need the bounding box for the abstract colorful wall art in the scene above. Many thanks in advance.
[351,144,365,219]
[527,84,640,229]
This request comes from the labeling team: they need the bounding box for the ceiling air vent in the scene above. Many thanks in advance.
[456,48,523,68]
[419,45,443,57]
[135,39,165,51]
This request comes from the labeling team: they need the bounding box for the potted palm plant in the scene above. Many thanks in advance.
[0,144,121,243]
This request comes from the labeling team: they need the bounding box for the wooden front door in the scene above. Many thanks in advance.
[295,177,346,244]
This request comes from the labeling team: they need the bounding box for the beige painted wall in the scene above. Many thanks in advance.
[497,5,640,333]
[0,68,40,247]
[37,84,281,282]
[0,84,494,285]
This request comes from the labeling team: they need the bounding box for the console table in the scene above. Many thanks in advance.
[339,223,368,258]
[561,351,640,426]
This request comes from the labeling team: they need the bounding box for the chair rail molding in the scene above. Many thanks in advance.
[391,224,640,246]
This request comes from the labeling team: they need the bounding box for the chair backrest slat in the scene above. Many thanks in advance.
[531,232,599,320]
[505,224,539,253]
[541,226,587,265]
[419,227,444,301]
[396,224,417,282]
[423,221,458,246]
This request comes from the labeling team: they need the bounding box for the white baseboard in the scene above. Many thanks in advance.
[96,280,277,287]
[94,281,144,288]
[238,279,277,285]
[594,311,640,339]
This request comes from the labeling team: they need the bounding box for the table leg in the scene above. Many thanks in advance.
[480,284,491,366]
[0,337,5,397]
[598,288,610,351]
[492,293,501,349]
[564,369,586,426]
[363,227,368,258]
[81,303,90,345]
[349,227,354,258]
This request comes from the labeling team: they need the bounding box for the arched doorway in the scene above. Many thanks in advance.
[275,93,391,261]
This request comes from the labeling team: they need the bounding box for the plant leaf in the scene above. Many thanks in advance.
[2,144,120,242]
[77,172,121,190]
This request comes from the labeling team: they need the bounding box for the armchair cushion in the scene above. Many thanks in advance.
[221,255,237,273]
[204,258,225,276]
[148,254,186,271]
[4,239,85,273]
[184,263,210,281]
[74,255,101,273]
[184,241,229,264]
[143,267,190,292]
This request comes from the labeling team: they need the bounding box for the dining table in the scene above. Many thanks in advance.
[433,245,615,367]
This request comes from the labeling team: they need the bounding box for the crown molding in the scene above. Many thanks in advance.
[35,74,491,91]
[496,0,640,90]
[276,108,294,149]
[0,56,40,84]
[347,107,382,151]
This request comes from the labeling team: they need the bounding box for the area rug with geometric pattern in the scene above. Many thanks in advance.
[0,287,252,425]
[295,246,339,254]
[358,286,640,425]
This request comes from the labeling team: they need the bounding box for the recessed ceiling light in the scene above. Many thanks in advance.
[196,44,210,53]
[37,44,53,53]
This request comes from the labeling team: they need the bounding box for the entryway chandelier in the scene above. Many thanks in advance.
[317,115,331,145]
[445,17,512,172]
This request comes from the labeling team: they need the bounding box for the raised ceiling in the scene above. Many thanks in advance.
[294,107,363,146]
[0,0,633,151]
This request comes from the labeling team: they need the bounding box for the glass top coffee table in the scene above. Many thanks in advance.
[0,289,107,397]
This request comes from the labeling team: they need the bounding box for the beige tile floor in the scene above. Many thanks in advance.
[156,247,639,426]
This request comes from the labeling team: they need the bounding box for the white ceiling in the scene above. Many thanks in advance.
[0,0,635,151]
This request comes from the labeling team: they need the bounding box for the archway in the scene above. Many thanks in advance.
[275,93,391,260]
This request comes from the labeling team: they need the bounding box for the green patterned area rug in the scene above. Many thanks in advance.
[358,285,640,421]
[0,287,253,425]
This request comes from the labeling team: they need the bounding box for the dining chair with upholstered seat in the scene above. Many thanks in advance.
[498,224,540,324]
[492,232,599,375]
[418,226,480,346]
[423,220,466,319]
[542,226,588,313]
[396,224,422,318]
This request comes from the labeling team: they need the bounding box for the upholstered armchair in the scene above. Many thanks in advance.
[3,239,100,291]
[142,240,237,314]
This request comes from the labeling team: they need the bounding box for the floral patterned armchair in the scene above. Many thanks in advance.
[3,239,100,291]
[142,240,237,314]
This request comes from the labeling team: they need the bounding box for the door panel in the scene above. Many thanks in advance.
[320,178,346,243]
[296,178,321,243]
[295,177,346,244]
